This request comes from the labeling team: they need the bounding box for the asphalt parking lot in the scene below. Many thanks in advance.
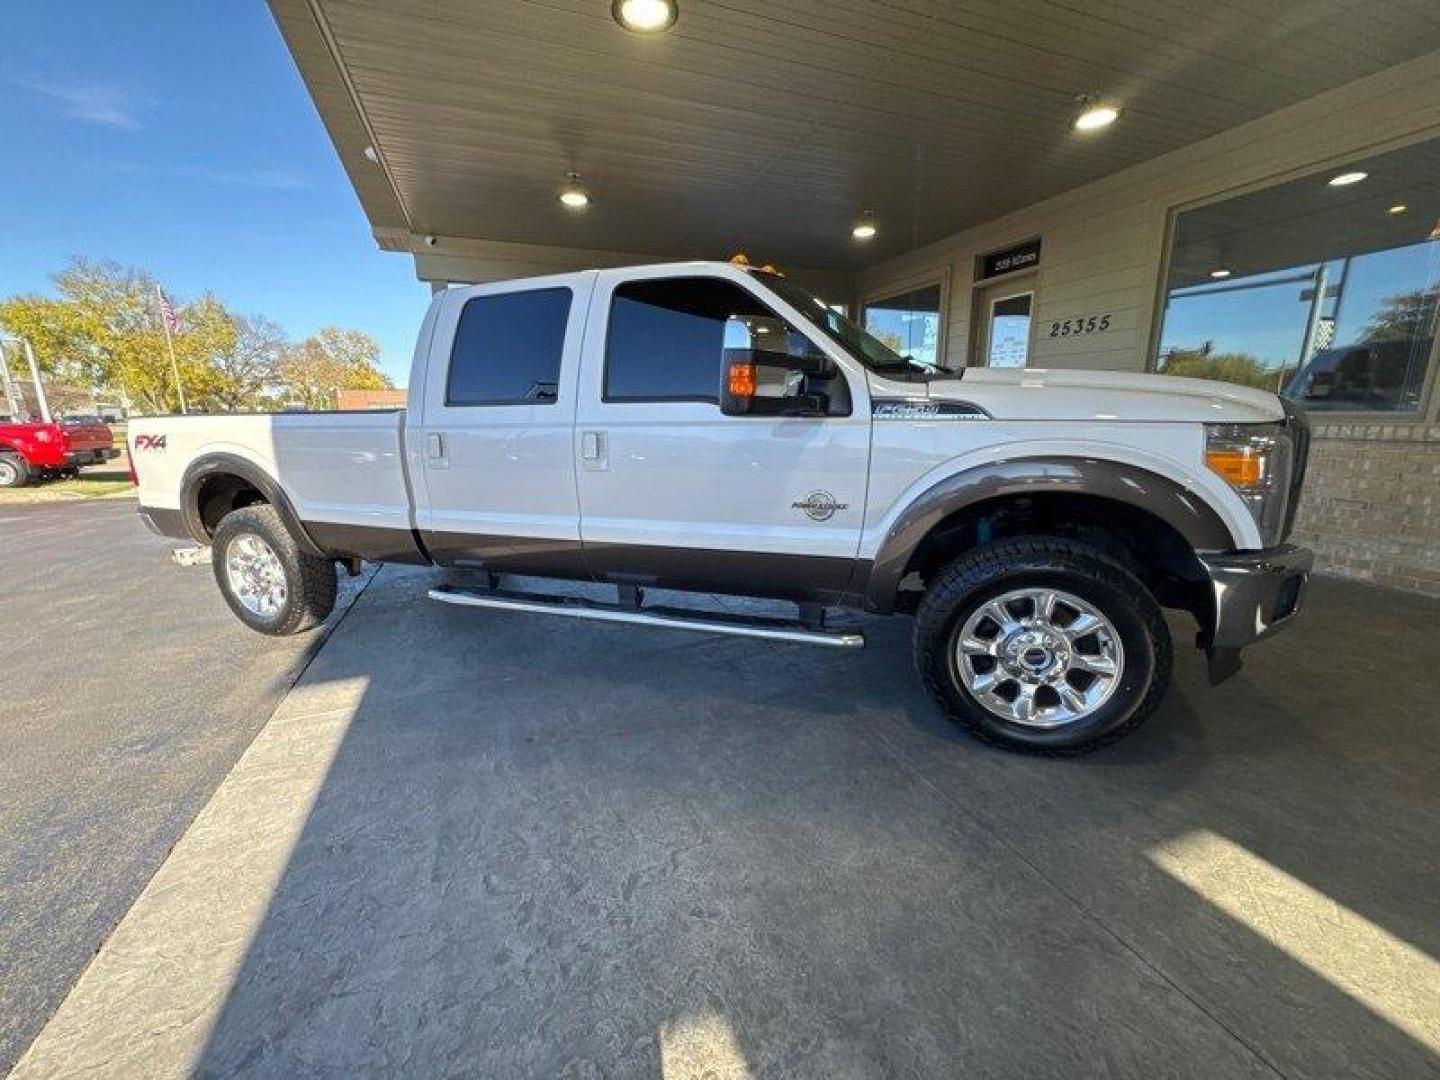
[7,531,1437,1078]
[0,499,369,1073]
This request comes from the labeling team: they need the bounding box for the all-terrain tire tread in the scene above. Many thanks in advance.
[211,504,337,635]
[914,535,1172,756]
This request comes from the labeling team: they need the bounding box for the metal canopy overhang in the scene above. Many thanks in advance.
[268,0,1440,276]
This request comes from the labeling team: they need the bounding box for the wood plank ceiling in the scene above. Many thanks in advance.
[269,0,1440,270]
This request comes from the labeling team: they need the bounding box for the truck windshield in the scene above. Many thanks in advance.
[756,273,938,378]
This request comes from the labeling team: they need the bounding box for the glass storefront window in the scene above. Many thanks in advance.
[1157,138,1439,413]
[864,284,942,369]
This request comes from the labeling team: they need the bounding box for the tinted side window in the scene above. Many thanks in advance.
[446,287,572,406]
[606,277,786,402]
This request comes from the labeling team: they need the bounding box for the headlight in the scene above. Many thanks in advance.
[1205,422,1294,547]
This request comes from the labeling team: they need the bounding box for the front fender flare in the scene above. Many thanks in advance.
[861,456,1234,613]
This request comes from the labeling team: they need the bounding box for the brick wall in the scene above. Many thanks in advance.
[336,388,408,410]
[1290,426,1440,596]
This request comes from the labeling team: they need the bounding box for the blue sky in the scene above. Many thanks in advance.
[0,1,429,384]
[1160,243,1438,369]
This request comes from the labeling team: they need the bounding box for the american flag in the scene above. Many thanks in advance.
[156,287,182,335]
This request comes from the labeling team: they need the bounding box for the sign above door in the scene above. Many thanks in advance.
[977,238,1042,281]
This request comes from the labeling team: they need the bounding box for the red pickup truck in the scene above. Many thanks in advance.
[0,416,118,488]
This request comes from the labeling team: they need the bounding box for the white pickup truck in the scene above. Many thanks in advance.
[129,260,1312,754]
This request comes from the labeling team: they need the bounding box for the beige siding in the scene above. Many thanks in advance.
[859,49,1440,374]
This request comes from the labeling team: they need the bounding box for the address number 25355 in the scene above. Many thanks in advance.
[1049,314,1111,337]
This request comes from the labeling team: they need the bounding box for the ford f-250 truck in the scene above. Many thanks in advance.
[128,260,1312,754]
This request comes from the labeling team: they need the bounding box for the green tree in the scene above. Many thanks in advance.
[1158,348,1279,390]
[1362,289,1438,343]
[0,259,199,412]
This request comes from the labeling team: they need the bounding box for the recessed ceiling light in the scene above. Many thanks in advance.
[1388,203,1408,215]
[1073,98,1121,132]
[1210,269,1232,279]
[362,145,378,163]
[1328,171,1368,187]
[851,210,877,241]
[612,0,678,33]
[557,172,590,209]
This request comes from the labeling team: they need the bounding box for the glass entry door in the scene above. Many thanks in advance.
[977,286,1034,367]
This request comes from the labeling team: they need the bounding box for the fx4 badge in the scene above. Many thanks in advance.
[133,434,167,451]
[792,490,848,522]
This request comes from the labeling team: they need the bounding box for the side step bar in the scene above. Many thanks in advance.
[428,586,865,649]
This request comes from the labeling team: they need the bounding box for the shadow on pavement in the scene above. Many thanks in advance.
[177,570,1440,1077]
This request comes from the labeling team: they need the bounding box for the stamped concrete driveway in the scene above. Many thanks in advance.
[0,499,369,1074]
[10,560,1440,1078]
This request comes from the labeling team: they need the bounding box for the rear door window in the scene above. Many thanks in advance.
[446,287,572,406]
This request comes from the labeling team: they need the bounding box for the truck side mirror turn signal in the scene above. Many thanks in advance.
[719,348,831,417]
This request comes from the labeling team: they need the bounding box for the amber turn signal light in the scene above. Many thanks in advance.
[1206,448,1264,487]
[727,361,757,398]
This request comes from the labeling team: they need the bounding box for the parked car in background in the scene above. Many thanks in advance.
[0,416,117,487]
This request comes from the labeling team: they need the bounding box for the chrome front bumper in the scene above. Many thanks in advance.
[1196,544,1314,684]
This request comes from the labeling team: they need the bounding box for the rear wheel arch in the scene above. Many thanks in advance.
[180,453,324,557]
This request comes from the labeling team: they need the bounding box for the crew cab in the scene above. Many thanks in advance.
[0,416,117,488]
[128,261,1313,753]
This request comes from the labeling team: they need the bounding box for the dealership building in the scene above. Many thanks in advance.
[270,0,1440,594]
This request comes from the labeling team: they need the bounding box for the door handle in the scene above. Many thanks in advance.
[426,432,446,460]
[580,430,608,470]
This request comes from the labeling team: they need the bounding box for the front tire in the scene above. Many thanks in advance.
[914,536,1171,755]
[211,504,337,635]
[0,452,30,488]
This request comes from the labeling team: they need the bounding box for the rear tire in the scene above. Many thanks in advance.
[914,536,1171,755]
[211,504,337,635]
[0,452,30,488]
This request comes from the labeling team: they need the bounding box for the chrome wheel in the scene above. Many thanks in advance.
[0,460,17,486]
[954,587,1124,729]
[225,534,288,620]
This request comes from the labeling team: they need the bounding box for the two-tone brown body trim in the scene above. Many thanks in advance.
[173,453,1237,619]
[861,457,1236,613]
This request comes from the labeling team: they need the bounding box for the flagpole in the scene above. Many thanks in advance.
[156,284,188,414]
[21,337,53,423]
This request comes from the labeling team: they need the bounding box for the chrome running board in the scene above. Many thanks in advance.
[427,586,865,648]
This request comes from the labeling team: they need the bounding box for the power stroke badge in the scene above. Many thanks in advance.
[792,490,848,522]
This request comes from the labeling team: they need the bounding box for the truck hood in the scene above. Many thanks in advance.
[907,367,1285,424]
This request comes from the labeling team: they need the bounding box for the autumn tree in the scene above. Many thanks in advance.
[277,327,392,410]
[205,314,287,411]
[2,259,396,414]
